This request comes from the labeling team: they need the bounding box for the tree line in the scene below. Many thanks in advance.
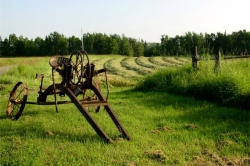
[158,29,250,56]
[0,32,146,57]
[0,30,249,57]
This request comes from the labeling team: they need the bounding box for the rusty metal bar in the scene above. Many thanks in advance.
[191,46,199,69]
[26,100,108,106]
[81,101,108,107]
[64,87,114,143]
[26,101,72,105]
[90,84,131,140]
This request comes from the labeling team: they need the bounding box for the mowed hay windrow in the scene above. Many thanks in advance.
[120,57,154,75]
[89,55,189,78]
[149,56,177,67]
[135,57,166,70]
[162,57,185,66]
[175,57,191,63]
[90,56,113,70]
[104,57,140,78]
[167,57,186,65]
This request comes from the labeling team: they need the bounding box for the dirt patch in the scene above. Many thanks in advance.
[151,126,172,133]
[184,124,199,130]
[145,150,166,162]
[192,149,250,165]
[0,65,17,75]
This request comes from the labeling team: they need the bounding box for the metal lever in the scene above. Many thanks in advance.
[36,73,44,94]
[51,68,58,113]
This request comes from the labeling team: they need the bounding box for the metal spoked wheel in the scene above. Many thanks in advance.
[82,81,101,113]
[81,50,91,84]
[6,82,28,120]
[70,50,84,85]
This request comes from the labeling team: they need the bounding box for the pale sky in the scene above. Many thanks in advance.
[0,0,249,42]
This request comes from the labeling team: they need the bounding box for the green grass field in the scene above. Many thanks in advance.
[0,55,249,165]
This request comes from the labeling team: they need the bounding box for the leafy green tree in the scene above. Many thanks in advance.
[14,36,27,56]
[44,32,68,55]
[0,36,2,56]
[134,41,144,56]
[8,34,18,56]
[1,30,249,57]
[25,39,37,56]
[34,37,44,56]
[0,37,11,56]
[83,33,95,53]
[160,35,167,55]
[119,35,133,56]
[68,36,81,53]
[232,30,250,55]
[107,34,120,54]
[179,36,187,55]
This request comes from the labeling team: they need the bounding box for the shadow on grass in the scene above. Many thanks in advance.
[0,119,106,143]
[0,114,7,120]
[113,89,250,136]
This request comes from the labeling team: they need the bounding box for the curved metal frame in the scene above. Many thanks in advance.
[82,80,101,112]
[70,50,84,85]
[6,82,28,120]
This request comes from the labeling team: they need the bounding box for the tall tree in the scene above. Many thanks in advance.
[119,35,133,56]
[8,34,18,56]
[44,32,68,55]
[68,36,81,53]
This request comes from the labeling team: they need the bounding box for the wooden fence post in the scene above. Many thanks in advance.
[214,51,221,72]
[191,46,199,69]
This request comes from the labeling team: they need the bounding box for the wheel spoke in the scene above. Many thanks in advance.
[6,82,28,120]
[10,104,20,118]
[70,50,84,85]
[81,81,101,113]
[15,86,24,99]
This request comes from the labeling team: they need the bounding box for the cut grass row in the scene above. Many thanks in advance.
[120,57,154,75]
[149,57,177,67]
[162,57,185,66]
[135,57,160,70]
[89,56,188,77]
[104,57,139,78]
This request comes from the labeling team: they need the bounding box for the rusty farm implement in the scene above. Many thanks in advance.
[6,50,131,143]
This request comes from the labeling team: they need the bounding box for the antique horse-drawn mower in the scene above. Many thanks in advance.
[6,50,131,143]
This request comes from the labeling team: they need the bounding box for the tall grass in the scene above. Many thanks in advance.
[135,59,250,110]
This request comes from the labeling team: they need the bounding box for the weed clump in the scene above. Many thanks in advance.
[145,150,166,162]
